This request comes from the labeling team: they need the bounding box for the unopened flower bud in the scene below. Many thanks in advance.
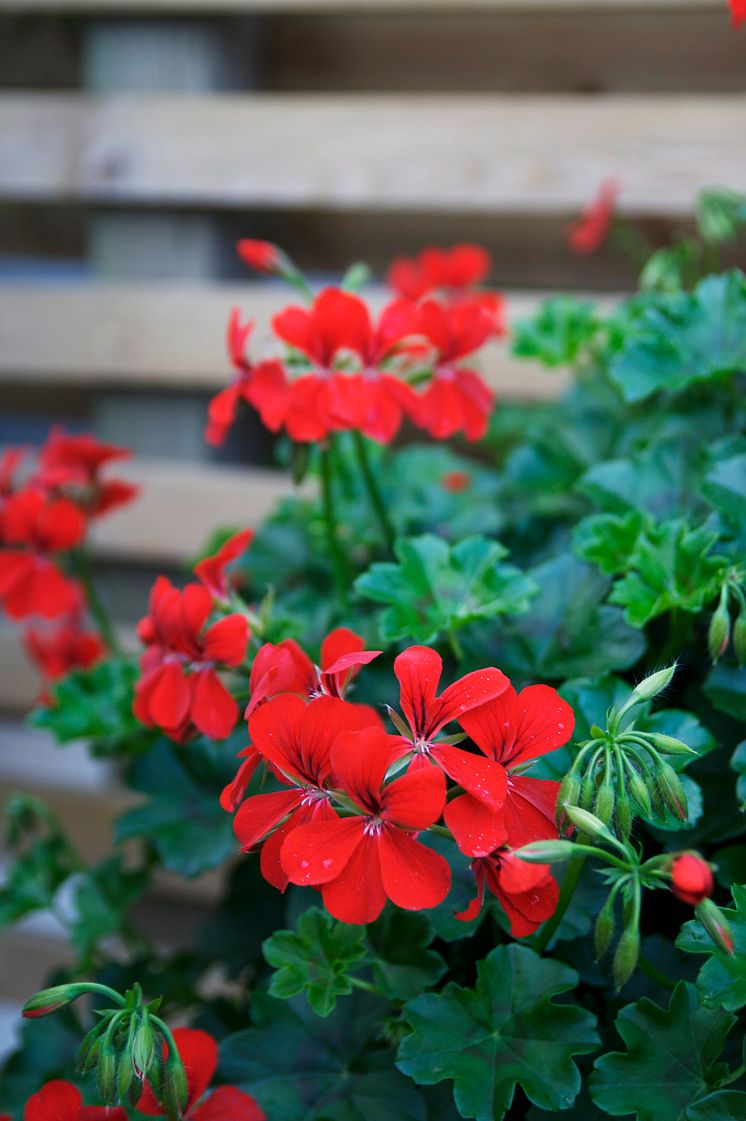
[236,238,283,275]
[628,663,673,699]
[563,804,617,844]
[646,733,697,757]
[118,1055,134,1101]
[97,1042,118,1105]
[708,589,731,662]
[557,771,582,827]
[657,763,689,821]
[594,893,616,960]
[162,1050,189,1119]
[613,924,640,989]
[515,840,578,864]
[593,777,615,828]
[615,795,632,840]
[77,1034,102,1076]
[580,770,598,811]
[22,983,89,1019]
[671,853,713,906]
[695,898,735,956]
[132,1018,156,1080]
[627,768,652,818]
[733,611,746,666]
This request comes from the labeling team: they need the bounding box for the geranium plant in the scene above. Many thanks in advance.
[1,198,745,1121]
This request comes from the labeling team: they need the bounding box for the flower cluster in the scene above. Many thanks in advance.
[20,1028,264,1121]
[133,534,252,742]
[0,430,138,698]
[206,242,504,448]
[221,637,572,933]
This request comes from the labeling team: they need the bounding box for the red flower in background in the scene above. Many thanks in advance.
[133,577,249,741]
[390,645,509,812]
[236,238,283,275]
[281,725,450,923]
[412,300,495,441]
[671,853,714,906]
[234,694,382,889]
[455,848,559,935]
[387,244,491,301]
[24,621,104,702]
[0,447,25,496]
[568,179,619,255]
[23,1080,127,1121]
[138,1028,264,1121]
[730,0,746,28]
[37,428,138,517]
[195,529,253,601]
[0,489,85,620]
[444,684,574,857]
[206,311,287,446]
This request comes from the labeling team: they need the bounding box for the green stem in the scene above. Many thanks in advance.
[657,608,691,668]
[720,1062,746,1089]
[429,824,455,841]
[351,431,396,553]
[319,444,350,608]
[70,549,121,655]
[349,976,379,995]
[82,982,127,1007]
[637,953,676,992]
[534,855,585,954]
[448,629,464,662]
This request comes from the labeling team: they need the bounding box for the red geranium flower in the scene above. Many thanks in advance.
[194,529,253,601]
[133,577,249,741]
[387,245,491,301]
[671,853,714,906]
[139,1028,264,1121]
[455,848,559,936]
[234,694,383,889]
[24,621,105,701]
[236,238,283,275]
[206,311,288,446]
[390,645,509,813]
[38,428,138,517]
[23,1080,127,1121]
[281,724,451,923]
[412,300,495,441]
[444,684,574,856]
[0,489,85,620]
[0,447,25,496]
[730,0,746,28]
[568,178,619,256]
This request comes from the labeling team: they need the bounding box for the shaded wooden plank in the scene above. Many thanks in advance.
[1,280,594,397]
[0,0,725,12]
[0,93,743,214]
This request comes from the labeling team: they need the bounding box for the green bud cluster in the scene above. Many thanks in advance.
[707,571,746,665]
[21,980,187,1117]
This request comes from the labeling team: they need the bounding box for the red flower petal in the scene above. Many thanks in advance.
[431,744,507,810]
[380,765,446,830]
[23,1081,82,1121]
[378,827,451,912]
[330,726,397,813]
[220,747,261,812]
[443,793,508,858]
[502,776,561,848]
[454,862,487,923]
[233,788,302,850]
[321,833,387,924]
[202,615,249,666]
[193,1086,266,1121]
[459,685,574,768]
[148,662,192,730]
[192,669,238,740]
[280,816,364,886]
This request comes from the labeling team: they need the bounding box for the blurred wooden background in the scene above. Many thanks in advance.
[0,0,744,1055]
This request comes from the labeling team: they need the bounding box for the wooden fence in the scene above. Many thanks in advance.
[0,0,743,1039]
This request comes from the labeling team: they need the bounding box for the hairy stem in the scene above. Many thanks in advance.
[534,855,585,954]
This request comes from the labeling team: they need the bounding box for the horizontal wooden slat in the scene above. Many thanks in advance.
[0,282,579,398]
[0,94,743,214]
[0,0,725,12]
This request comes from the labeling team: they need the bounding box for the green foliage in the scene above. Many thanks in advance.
[219,992,426,1121]
[115,739,236,877]
[263,908,367,1017]
[397,946,599,1121]
[677,884,746,1012]
[607,271,746,402]
[355,534,535,644]
[590,983,740,1121]
[511,296,600,368]
[30,658,147,756]
[69,856,149,961]
[366,911,447,1001]
[0,796,80,928]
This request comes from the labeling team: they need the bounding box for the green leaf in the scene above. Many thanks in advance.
[29,657,147,756]
[686,1091,746,1120]
[703,664,746,721]
[590,982,736,1121]
[0,796,79,928]
[578,437,708,521]
[573,511,647,575]
[69,855,150,959]
[696,187,746,245]
[511,296,600,368]
[263,908,367,1017]
[608,271,746,403]
[608,518,725,627]
[396,944,599,1121]
[219,991,426,1121]
[732,741,746,809]
[676,884,746,1012]
[366,910,446,1001]
[115,740,236,877]
[703,451,746,523]
[355,534,535,644]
